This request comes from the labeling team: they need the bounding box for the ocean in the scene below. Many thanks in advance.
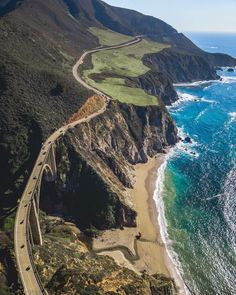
[184,32,236,58]
[154,34,236,295]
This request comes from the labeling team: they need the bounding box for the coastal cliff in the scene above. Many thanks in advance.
[1,0,236,294]
[40,100,177,230]
[126,71,178,106]
[144,48,219,83]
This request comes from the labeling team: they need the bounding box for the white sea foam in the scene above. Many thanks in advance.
[170,92,216,109]
[195,108,208,122]
[201,97,217,104]
[205,193,223,201]
[175,127,199,158]
[219,76,236,84]
[153,152,191,295]
[173,80,216,87]
[223,166,236,236]
[221,66,236,71]
[170,92,199,108]
[228,112,236,123]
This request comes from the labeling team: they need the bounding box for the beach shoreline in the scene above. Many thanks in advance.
[132,155,187,294]
[93,154,187,294]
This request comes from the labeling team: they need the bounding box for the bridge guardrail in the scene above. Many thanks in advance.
[26,203,48,295]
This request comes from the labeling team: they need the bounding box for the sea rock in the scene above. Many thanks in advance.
[215,67,223,71]
[185,136,192,143]
[227,68,234,72]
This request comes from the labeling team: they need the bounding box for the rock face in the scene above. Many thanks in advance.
[40,101,177,230]
[126,71,178,105]
[144,48,219,83]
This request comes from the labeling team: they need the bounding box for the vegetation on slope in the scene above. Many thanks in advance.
[89,27,133,46]
[33,217,176,295]
[83,28,169,106]
[0,0,97,228]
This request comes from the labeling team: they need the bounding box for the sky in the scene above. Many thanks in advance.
[102,0,236,33]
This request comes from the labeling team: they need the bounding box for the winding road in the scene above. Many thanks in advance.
[14,36,142,295]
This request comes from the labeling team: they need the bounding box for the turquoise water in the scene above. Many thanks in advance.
[159,69,236,295]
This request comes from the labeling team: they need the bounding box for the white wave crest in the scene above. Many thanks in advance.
[201,97,217,104]
[153,154,191,295]
[173,80,216,87]
[219,76,236,84]
[170,92,200,108]
[223,166,236,236]
[195,108,208,122]
[170,92,217,109]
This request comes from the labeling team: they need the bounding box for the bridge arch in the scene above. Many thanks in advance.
[43,163,56,182]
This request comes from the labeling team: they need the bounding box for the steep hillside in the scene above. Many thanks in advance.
[0,0,98,224]
[0,0,235,293]
[40,101,177,230]
[33,216,176,295]
[89,0,236,68]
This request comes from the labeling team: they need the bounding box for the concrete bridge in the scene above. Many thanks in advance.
[29,143,57,246]
[14,36,142,295]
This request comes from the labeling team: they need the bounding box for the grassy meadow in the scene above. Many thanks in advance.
[84,28,169,106]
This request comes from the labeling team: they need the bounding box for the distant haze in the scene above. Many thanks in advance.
[102,0,236,33]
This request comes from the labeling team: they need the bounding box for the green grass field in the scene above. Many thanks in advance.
[84,28,169,106]
[89,27,133,46]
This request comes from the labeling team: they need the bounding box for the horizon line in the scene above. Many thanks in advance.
[182,30,236,34]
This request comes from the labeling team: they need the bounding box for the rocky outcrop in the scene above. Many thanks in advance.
[126,71,178,106]
[40,101,177,231]
[34,216,177,295]
[204,52,236,67]
[144,48,219,83]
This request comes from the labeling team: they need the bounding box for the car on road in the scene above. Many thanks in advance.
[38,162,43,166]
[33,176,37,180]
[20,220,24,224]
[26,266,30,271]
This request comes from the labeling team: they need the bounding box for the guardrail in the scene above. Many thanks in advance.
[26,203,48,295]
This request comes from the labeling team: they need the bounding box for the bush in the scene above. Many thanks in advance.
[83,227,100,238]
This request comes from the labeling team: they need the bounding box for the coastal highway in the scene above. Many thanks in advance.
[14,36,142,295]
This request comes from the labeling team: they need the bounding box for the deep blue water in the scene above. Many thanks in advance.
[184,32,236,58]
[158,67,236,294]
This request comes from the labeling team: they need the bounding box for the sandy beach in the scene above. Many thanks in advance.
[130,156,169,275]
[93,155,186,294]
